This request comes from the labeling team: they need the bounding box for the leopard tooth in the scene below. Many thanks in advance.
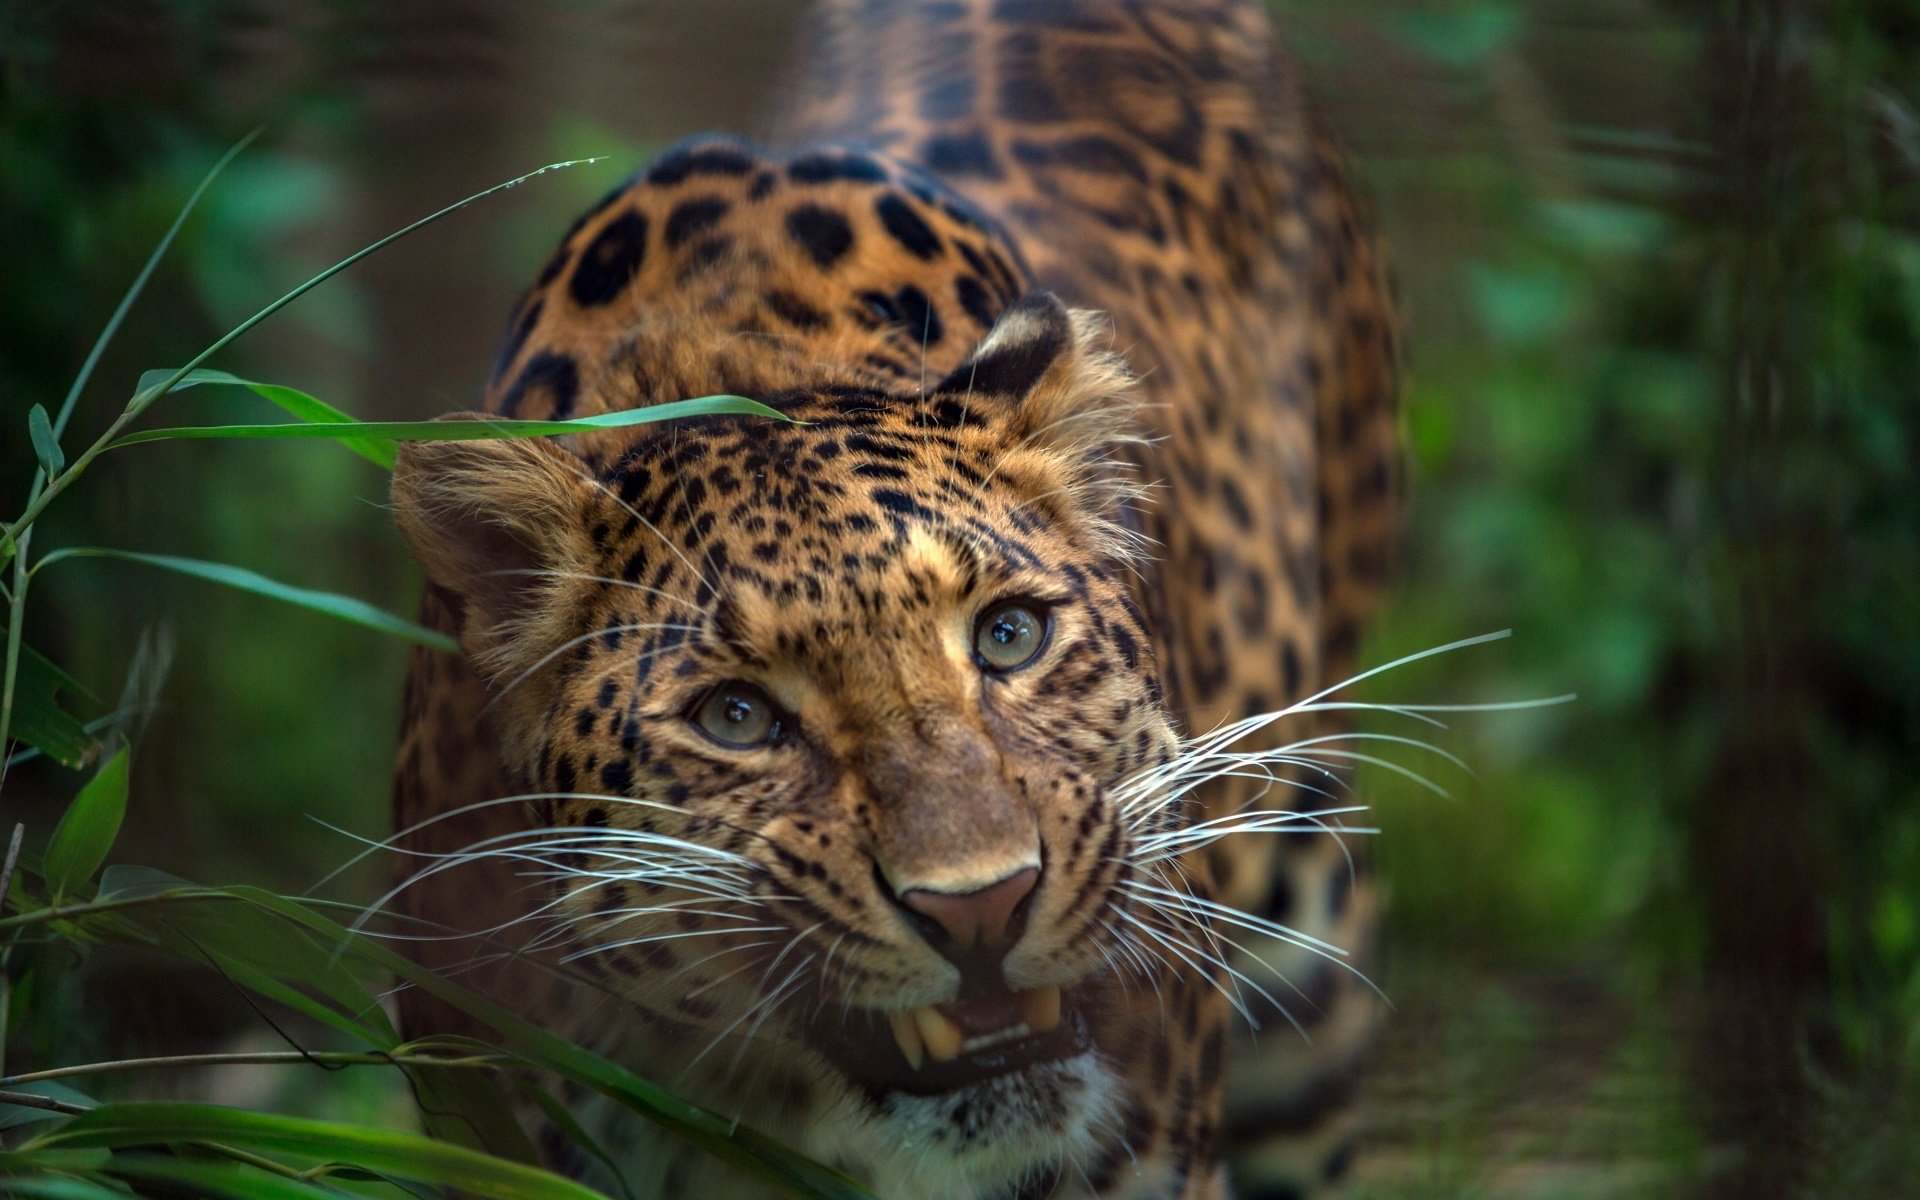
[913,1006,965,1063]
[1018,986,1063,1034]
[962,1023,1031,1053]
[888,1009,925,1070]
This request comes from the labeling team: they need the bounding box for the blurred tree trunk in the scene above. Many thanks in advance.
[1684,1,1834,1194]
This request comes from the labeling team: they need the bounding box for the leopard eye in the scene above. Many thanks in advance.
[692,682,784,748]
[974,601,1050,672]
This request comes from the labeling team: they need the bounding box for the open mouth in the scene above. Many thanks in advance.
[806,984,1092,1095]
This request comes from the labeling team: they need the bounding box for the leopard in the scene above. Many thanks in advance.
[386,1,1401,1198]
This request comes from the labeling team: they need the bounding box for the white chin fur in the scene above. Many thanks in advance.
[807,1051,1121,1200]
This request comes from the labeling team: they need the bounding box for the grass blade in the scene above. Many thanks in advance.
[28,407,64,478]
[28,1102,611,1200]
[0,1173,130,1200]
[33,550,456,653]
[8,647,101,770]
[50,131,262,442]
[103,1156,356,1200]
[124,157,609,428]
[110,395,788,453]
[133,369,396,469]
[43,748,130,898]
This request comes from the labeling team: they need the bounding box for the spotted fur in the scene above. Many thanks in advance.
[389,2,1400,1197]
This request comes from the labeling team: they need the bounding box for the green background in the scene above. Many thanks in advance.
[2,1,1915,1195]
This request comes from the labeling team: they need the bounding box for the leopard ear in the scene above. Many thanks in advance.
[934,290,1137,447]
[391,417,600,681]
[934,291,1145,557]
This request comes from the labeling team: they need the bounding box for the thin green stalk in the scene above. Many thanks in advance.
[184,1141,313,1182]
[0,1089,88,1116]
[1,1049,505,1088]
[0,823,22,1081]
[0,509,35,781]
[51,131,263,443]
[0,887,468,939]
[0,887,232,935]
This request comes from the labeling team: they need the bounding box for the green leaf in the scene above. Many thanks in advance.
[514,1079,637,1200]
[103,1156,353,1200]
[97,870,398,1046]
[35,549,456,654]
[110,394,789,454]
[185,940,397,1048]
[411,1062,544,1167]
[9,646,101,770]
[28,405,64,477]
[134,368,396,468]
[0,1170,128,1200]
[43,747,130,897]
[29,1103,612,1200]
[95,863,191,901]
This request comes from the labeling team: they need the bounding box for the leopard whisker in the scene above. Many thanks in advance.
[395,834,758,891]
[1122,877,1390,1008]
[749,921,822,1004]
[515,837,759,880]
[309,789,697,893]
[1137,901,1316,1040]
[1113,722,1476,830]
[1119,878,1351,961]
[1111,904,1267,1028]
[1086,917,1138,1000]
[681,951,814,1080]
[478,567,701,612]
[357,824,759,934]
[1119,760,1350,829]
[1300,629,1516,707]
[672,938,788,991]
[1111,632,1568,815]
[1130,809,1376,882]
[1096,913,1164,1007]
[1131,804,1374,856]
[1119,767,1339,834]
[1301,696,1579,716]
[724,952,817,1080]
[561,454,717,596]
[354,858,754,949]
[522,894,773,953]
[1271,747,1455,799]
[513,870,759,916]
[486,620,706,709]
[558,922,788,965]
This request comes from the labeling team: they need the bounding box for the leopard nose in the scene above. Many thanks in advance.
[897,866,1040,952]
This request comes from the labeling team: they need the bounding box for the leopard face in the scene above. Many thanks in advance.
[396,282,1184,1187]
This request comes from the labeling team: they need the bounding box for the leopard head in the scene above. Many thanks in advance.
[393,289,1178,1178]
